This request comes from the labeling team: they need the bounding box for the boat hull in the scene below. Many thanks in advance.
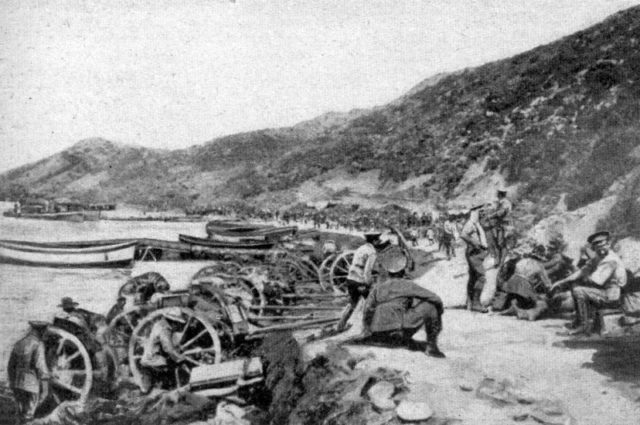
[178,234,274,250]
[0,241,137,268]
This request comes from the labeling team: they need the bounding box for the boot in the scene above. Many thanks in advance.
[471,290,488,313]
[425,335,445,358]
[568,298,592,336]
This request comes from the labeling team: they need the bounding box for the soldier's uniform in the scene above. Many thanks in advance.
[8,322,51,421]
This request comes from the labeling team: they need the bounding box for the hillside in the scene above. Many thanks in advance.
[2,6,640,237]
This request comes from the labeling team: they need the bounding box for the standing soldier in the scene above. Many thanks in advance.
[461,205,489,312]
[487,189,512,266]
[8,321,51,422]
[443,215,456,260]
[336,231,385,332]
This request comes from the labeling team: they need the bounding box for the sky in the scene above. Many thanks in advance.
[0,0,638,172]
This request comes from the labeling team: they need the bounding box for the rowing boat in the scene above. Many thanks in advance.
[178,234,275,250]
[0,240,137,268]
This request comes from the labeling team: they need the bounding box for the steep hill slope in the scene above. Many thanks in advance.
[2,6,640,236]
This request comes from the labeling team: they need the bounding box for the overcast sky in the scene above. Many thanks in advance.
[0,0,638,172]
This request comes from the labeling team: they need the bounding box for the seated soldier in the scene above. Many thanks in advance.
[362,248,446,358]
[551,231,626,336]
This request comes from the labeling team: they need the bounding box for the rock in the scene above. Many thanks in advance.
[367,381,396,411]
[396,400,434,422]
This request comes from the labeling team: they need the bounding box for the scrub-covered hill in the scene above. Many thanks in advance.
[2,6,640,237]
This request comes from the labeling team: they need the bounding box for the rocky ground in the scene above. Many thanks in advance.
[2,242,640,425]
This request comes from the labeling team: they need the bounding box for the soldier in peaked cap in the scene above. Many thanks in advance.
[8,321,51,421]
[362,247,446,358]
[336,231,387,332]
[487,189,513,266]
[551,231,626,336]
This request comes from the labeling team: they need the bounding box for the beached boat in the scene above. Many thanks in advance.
[206,223,298,240]
[0,240,137,268]
[178,234,275,250]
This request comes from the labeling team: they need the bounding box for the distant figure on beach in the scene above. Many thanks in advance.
[461,205,489,312]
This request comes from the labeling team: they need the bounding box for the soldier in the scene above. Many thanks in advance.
[336,231,386,332]
[8,321,51,421]
[106,297,127,323]
[487,189,512,266]
[461,205,489,312]
[551,231,626,336]
[140,308,189,392]
[362,248,445,358]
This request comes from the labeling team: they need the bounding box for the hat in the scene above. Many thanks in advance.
[497,189,508,196]
[588,231,610,246]
[163,307,186,323]
[378,246,408,273]
[28,320,49,330]
[58,297,79,308]
[364,232,382,241]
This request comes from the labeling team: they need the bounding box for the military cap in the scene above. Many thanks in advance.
[587,231,610,246]
[364,231,382,241]
[497,189,508,196]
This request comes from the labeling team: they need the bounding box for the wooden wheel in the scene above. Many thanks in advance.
[44,327,93,405]
[105,307,147,363]
[283,256,319,283]
[329,251,354,293]
[319,254,337,291]
[128,308,222,390]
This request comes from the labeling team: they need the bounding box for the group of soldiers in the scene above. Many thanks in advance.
[462,190,630,338]
[335,231,446,358]
[332,187,633,364]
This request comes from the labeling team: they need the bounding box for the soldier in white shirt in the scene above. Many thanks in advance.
[551,231,626,336]
[336,232,385,332]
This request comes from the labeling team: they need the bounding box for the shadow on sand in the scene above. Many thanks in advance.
[557,335,640,400]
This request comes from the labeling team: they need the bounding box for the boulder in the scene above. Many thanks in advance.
[396,400,434,422]
[367,381,396,411]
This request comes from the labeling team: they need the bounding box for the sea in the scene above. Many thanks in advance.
[0,202,212,381]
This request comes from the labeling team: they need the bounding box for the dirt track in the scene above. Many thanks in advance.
[306,244,640,425]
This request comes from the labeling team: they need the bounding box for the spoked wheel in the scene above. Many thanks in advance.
[128,308,222,390]
[105,307,148,363]
[283,256,319,282]
[318,254,337,291]
[44,327,93,405]
[329,251,354,294]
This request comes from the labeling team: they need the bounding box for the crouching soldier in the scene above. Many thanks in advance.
[362,248,446,358]
[8,321,51,421]
[139,308,188,392]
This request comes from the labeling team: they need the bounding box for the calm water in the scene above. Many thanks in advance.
[0,205,211,381]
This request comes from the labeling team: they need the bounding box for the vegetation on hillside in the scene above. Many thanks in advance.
[2,7,640,237]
